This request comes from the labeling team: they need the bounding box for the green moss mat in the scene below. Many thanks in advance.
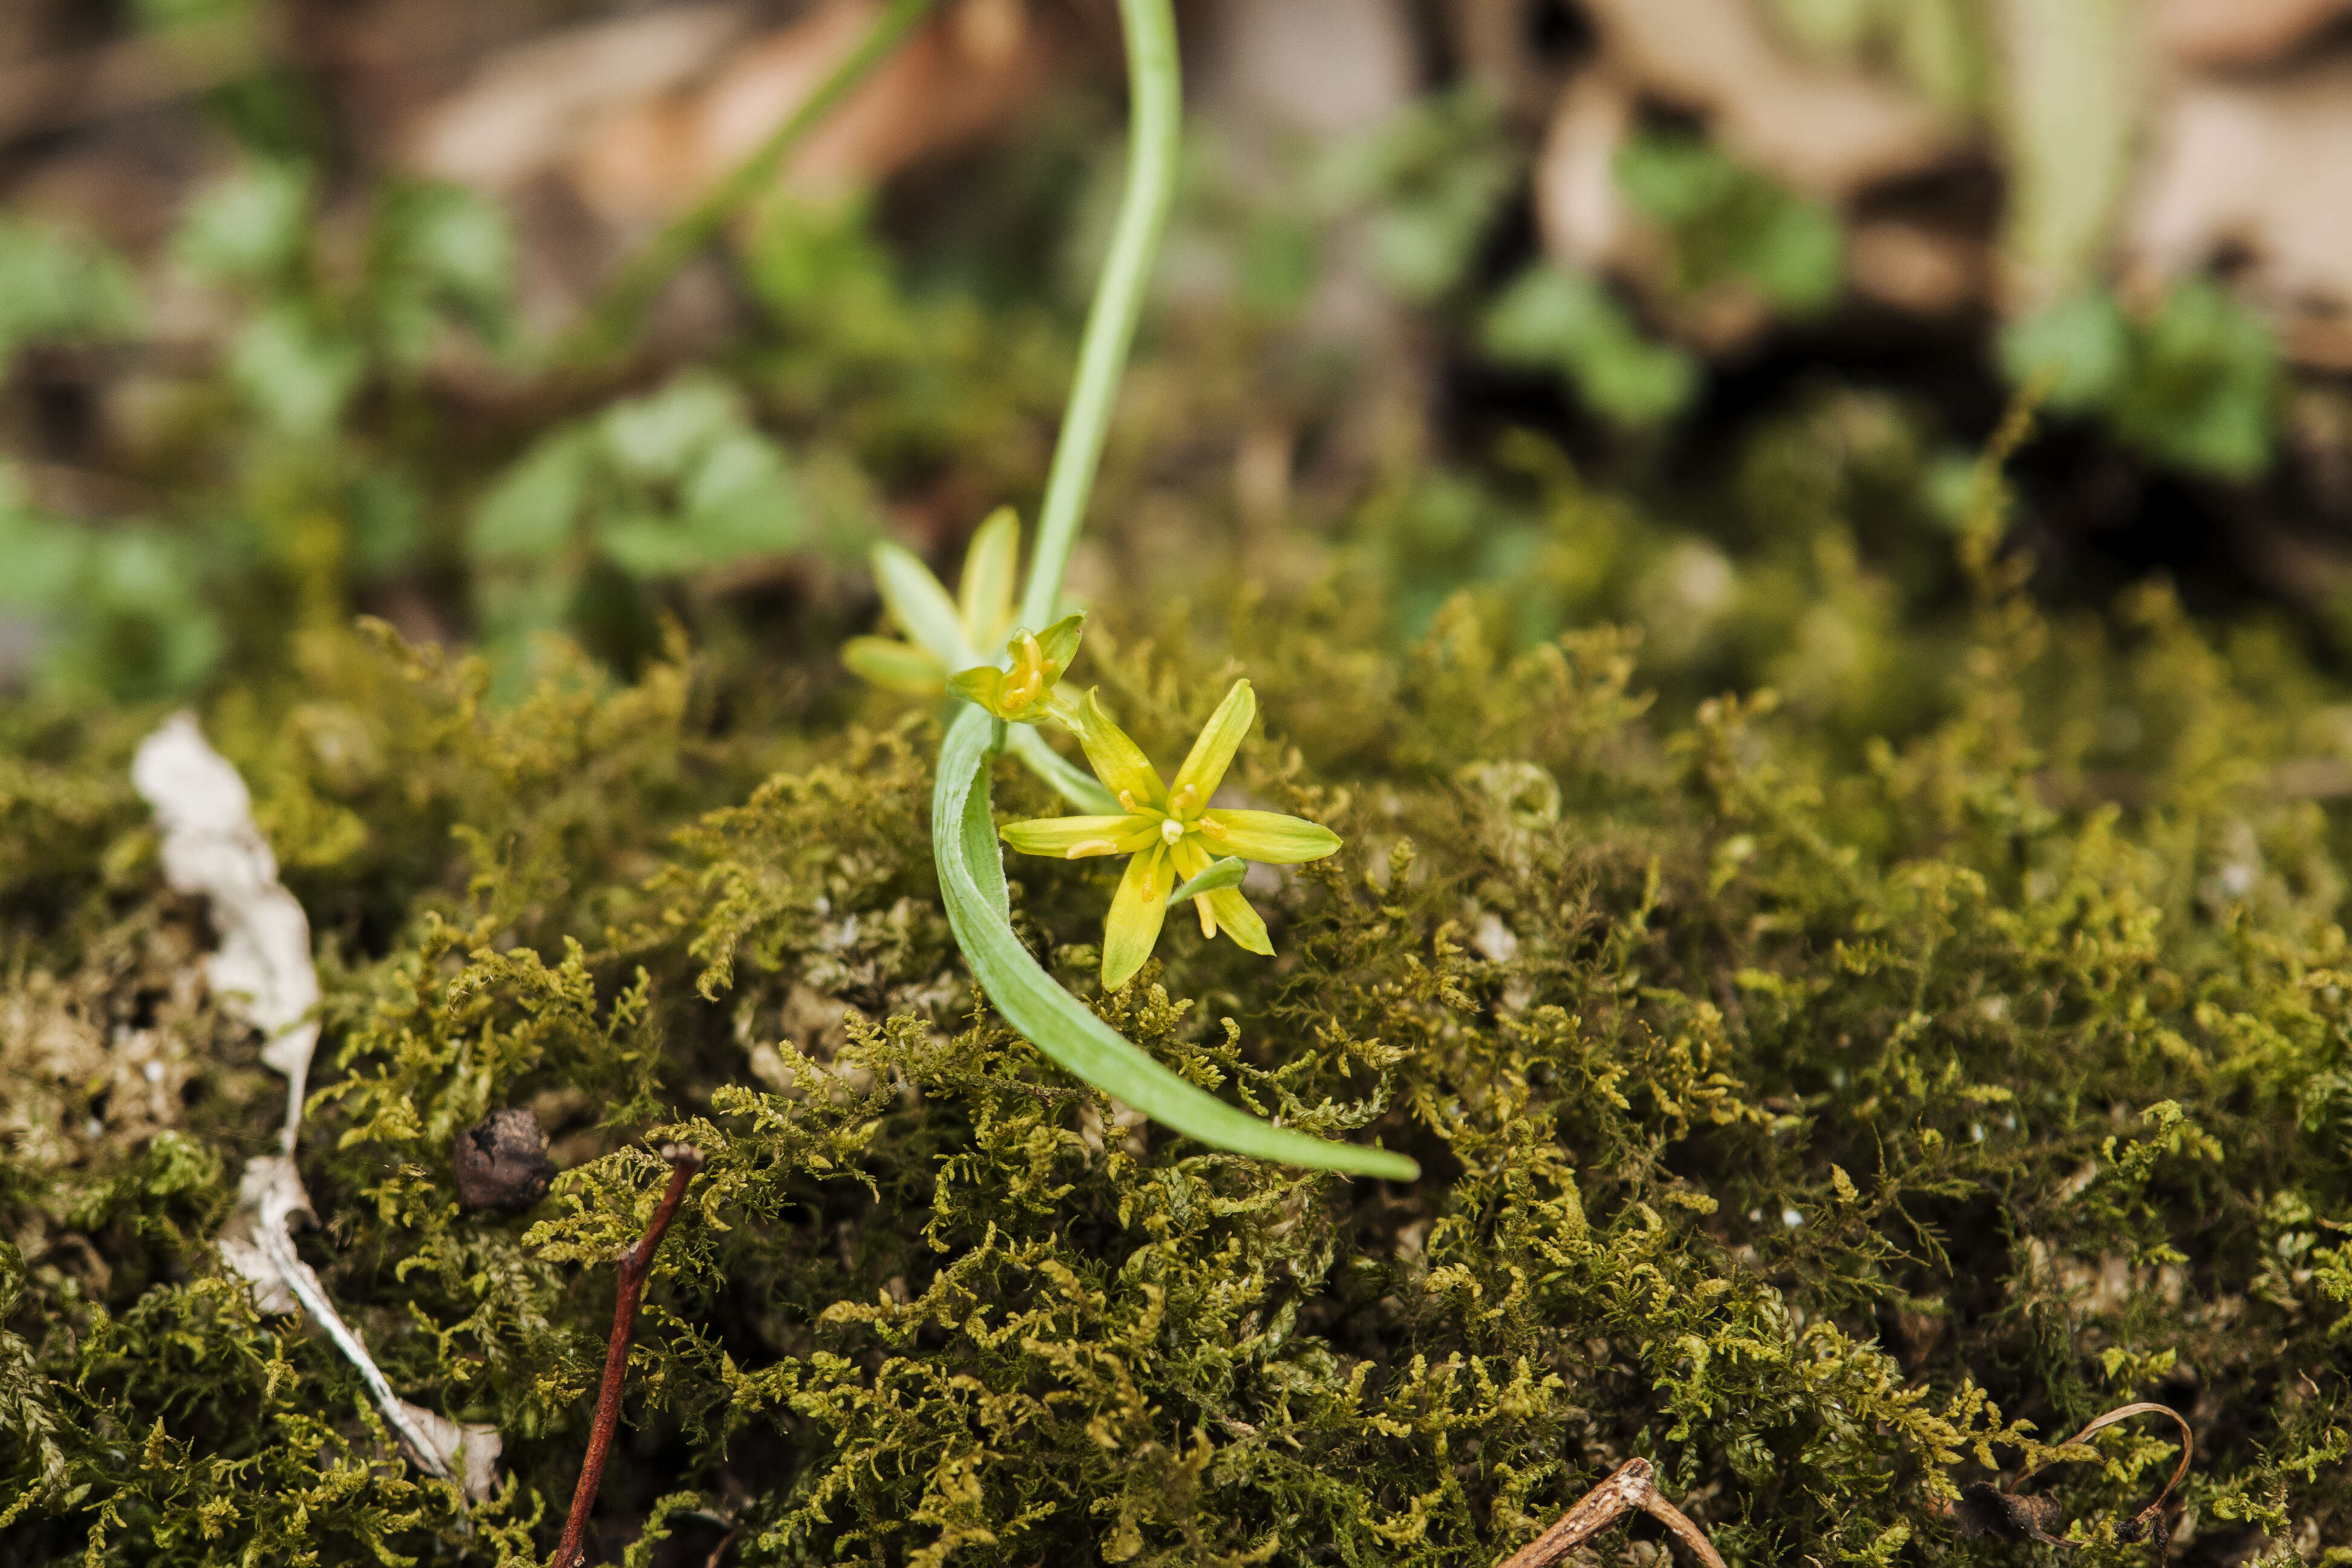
[4,576,2349,1565]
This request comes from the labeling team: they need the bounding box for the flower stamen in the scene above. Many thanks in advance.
[1065,838,1119,859]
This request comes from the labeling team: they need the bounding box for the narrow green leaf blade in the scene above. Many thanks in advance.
[935,705,1416,1180]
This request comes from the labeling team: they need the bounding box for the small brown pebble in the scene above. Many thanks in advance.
[452,1107,556,1211]
[1950,1483,2064,1543]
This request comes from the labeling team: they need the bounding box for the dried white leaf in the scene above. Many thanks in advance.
[132,711,319,1148]
[133,712,500,1503]
[396,1402,505,1505]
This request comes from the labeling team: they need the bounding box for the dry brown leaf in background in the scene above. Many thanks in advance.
[2159,0,2352,67]
[1849,218,1987,315]
[1197,0,1417,148]
[1533,68,1639,278]
[1446,0,1577,121]
[565,0,1057,227]
[402,4,756,195]
[2126,53,2352,369]
[1578,0,1964,201]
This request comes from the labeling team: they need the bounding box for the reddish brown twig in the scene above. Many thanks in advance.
[2022,1401,2195,1557]
[1500,1457,1729,1568]
[549,1144,705,1568]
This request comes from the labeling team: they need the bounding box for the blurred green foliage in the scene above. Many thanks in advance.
[471,375,809,682]
[1336,89,1522,305]
[1481,266,1699,426]
[1614,130,1844,316]
[0,219,140,368]
[2004,281,2280,480]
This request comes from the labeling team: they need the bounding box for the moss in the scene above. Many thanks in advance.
[4,560,2351,1566]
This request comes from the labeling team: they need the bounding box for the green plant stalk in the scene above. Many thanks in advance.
[556,0,941,368]
[933,0,1415,1179]
[1016,0,1180,630]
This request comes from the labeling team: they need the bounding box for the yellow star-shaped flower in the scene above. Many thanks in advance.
[998,678,1342,989]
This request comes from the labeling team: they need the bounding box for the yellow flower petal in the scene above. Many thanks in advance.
[957,506,1020,652]
[1203,887,1272,955]
[1074,689,1166,809]
[841,636,945,693]
[1168,838,1218,936]
[949,665,1008,715]
[871,540,972,668]
[1102,843,1171,989]
[1000,815,1157,858]
[1198,809,1341,864]
[1171,679,1254,808]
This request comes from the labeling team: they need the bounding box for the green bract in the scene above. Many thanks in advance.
[947,614,1088,725]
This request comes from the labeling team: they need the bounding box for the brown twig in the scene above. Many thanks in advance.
[549,1144,706,1568]
[2019,1400,2195,1555]
[1499,1457,1730,1568]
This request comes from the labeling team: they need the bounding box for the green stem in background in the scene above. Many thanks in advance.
[1016,0,1181,630]
[933,0,1416,1180]
[555,0,941,368]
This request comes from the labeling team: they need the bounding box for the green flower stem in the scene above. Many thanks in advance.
[1016,0,1181,630]
[555,0,941,368]
[935,705,1417,1180]
[1007,724,1117,813]
[933,0,1413,1177]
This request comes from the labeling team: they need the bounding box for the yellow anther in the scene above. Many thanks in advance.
[1117,790,1137,812]
[1171,784,1198,814]
[1064,838,1119,859]
[1198,817,1227,839]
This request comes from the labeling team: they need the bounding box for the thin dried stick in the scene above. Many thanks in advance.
[1500,1457,1730,1568]
[2016,1400,2195,1546]
[549,1145,706,1568]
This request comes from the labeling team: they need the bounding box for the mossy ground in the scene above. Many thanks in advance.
[4,531,2351,1567]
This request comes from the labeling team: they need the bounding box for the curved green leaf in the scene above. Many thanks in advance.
[934,705,1417,1180]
